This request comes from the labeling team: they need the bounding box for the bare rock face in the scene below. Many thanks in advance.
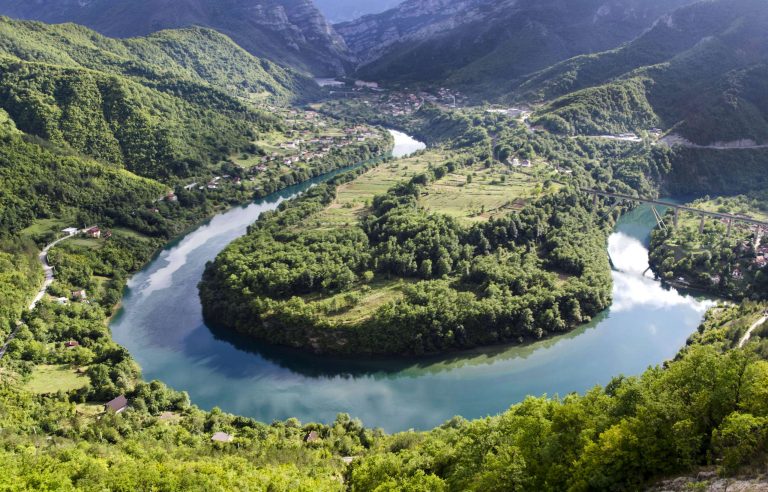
[0,0,351,75]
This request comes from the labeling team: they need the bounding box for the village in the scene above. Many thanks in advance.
[319,78,469,118]
[165,107,389,197]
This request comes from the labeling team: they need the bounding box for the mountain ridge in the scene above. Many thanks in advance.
[0,0,351,75]
[338,0,698,92]
[525,0,768,146]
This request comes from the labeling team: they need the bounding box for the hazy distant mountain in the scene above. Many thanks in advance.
[338,0,696,92]
[315,0,400,23]
[526,0,768,146]
[0,0,352,75]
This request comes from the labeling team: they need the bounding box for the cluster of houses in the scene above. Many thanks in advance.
[62,226,107,239]
[55,289,88,306]
[252,127,377,174]
[508,157,532,168]
[369,87,466,117]
[725,240,768,281]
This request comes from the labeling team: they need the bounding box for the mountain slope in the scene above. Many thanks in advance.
[526,0,768,146]
[0,0,351,75]
[314,0,400,23]
[0,18,302,181]
[338,0,696,94]
[0,17,318,104]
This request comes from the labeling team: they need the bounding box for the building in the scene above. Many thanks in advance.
[65,340,80,348]
[62,227,79,236]
[105,395,129,414]
[85,227,101,239]
[72,290,87,301]
[211,432,234,443]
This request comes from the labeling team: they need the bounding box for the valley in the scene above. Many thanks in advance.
[1,0,768,490]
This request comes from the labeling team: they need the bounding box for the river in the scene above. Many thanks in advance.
[111,131,712,432]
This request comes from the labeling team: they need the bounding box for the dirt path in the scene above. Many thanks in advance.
[738,315,768,348]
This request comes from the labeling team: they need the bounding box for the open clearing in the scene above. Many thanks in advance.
[309,150,558,230]
[25,365,89,394]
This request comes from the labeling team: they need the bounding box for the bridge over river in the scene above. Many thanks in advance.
[583,189,768,238]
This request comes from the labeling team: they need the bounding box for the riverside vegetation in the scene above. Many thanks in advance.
[3,6,768,491]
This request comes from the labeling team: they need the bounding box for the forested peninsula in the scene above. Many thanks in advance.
[199,115,620,355]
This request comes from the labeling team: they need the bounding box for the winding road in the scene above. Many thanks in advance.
[738,315,768,348]
[0,231,77,360]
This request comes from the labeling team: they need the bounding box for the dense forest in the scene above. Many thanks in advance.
[0,17,319,103]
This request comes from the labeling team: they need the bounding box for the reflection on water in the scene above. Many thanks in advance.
[609,232,652,275]
[389,129,426,156]
[111,149,715,431]
[608,232,713,313]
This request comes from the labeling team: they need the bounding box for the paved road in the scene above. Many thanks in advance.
[0,232,76,360]
[738,316,768,348]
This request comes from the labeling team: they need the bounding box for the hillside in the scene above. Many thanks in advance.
[0,17,318,104]
[338,0,695,94]
[526,0,768,147]
[0,0,351,75]
[0,18,325,181]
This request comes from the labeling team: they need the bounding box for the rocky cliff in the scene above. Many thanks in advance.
[0,0,351,75]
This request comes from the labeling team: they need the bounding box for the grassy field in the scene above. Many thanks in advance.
[423,161,560,224]
[24,365,89,395]
[297,277,416,324]
[689,196,768,222]
[315,150,559,226]
[19,217,73,240]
